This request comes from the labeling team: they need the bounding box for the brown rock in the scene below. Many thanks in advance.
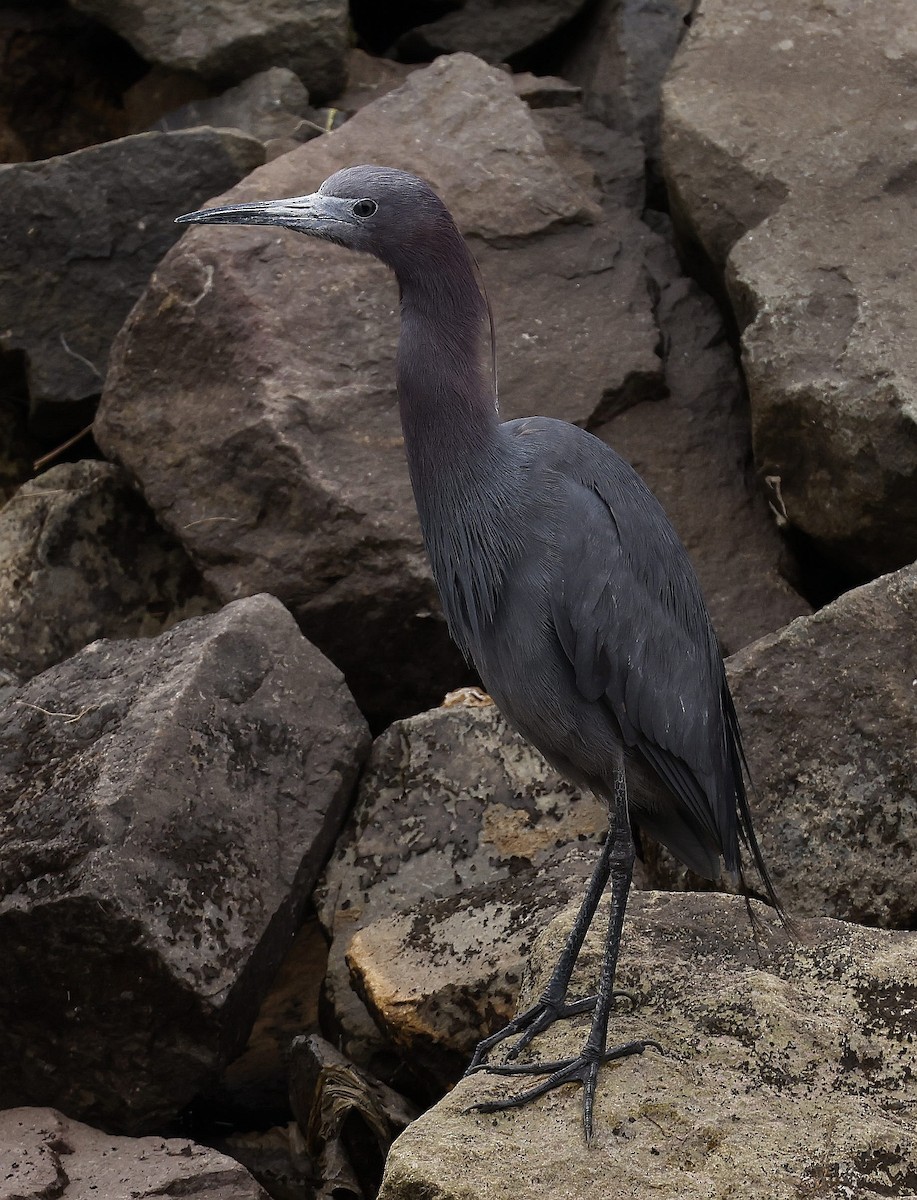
[661,0,917,575]
[0,461,217,682]
[0,595,369,1131]
[380,891,917,1199]
[0,1107,269,1199]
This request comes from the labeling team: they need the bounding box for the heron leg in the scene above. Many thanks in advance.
[465,828,616,1071]
[468,769,655,1141]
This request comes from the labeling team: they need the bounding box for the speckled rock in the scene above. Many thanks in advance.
[379,891,917,1199]
[0,461,216,682]
[662,0,917,575]
[0,1107,269,1199]
[0,595,369,1131]
[314,695,610,1082]
[346,844,602,1090]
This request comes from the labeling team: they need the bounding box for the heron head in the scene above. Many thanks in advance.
[176,164,456,274]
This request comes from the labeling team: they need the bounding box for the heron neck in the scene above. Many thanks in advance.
[395,256,499,483]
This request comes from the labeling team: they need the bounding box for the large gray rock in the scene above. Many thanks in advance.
[0,128,264,435]
[0,594,370,1131]
[314,695,609,1080]
[380,891,917,1199]
[70,0,349,100]
[0,461,216,682]
[95,53,664,721]
[0,1107,269,1199]
[662,0,917,575]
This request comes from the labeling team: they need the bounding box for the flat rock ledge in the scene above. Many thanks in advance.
[0,1107,268,1199]
[380,891,917,1200]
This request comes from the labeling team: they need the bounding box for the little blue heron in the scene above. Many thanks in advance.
[177,165,782,1141]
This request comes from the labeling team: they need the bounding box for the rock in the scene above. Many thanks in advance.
[210,1125,315,1200]
[727,561,917,927]
[346,845,604,1090]
[314,697,610,1080]
[0,1107,269,1199]
[123,66,212,133]
[212,916,328,1120]
[70,0,349,101]
[95,52,671,722]
[379,891,917,1199]
[0,6,142,162]
[333,50,418,114]
[0,128,264,436]
[661,0,917,575]
[0,461,217,682]
[149,67,312,145]
[595,223,811,653]
[562,0,693,164]
[512,71,583,109]
[0,594,370,1131]
[289,1035,418,1200]
[394,0,588,65]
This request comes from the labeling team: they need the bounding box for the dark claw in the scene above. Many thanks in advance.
[466,1039,660,1142]
[466,990,637,1073]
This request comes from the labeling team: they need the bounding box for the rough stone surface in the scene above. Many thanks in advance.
[727,562,917,928]
[346,845,603,1091]
[0,1107,269,1200]
[0,460,216,682]
[662,0,917,575]
[95,53,666,721]
[314,696,610,1080]
[563,0,693,163]
[394,0,588,65]
[0,595,370,1131]
[380,891,917,1199]
[0,128,264,434]
[150,67,312,146]
[70,0,349,100]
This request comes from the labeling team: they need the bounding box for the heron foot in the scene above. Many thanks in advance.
[465,990,636,1073]
[466,1039,663,1142]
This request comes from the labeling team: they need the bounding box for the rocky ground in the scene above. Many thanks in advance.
[0,1,914,1198]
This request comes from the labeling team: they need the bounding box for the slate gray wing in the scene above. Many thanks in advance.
[520,419,740,864]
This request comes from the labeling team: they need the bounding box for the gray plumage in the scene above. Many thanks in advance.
[177,165,781,1140]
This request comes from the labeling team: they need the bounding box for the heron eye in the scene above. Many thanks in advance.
[351,199,377,218]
